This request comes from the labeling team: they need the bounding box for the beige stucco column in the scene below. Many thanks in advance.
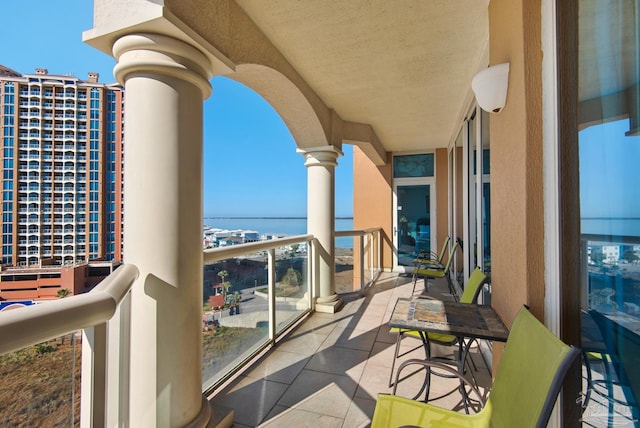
[298,146,343,313]
[113,33,212,427]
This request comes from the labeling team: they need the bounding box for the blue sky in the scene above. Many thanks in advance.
[1,1,354,218]
[579,118,640,219]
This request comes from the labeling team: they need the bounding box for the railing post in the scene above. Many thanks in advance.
[359,234,365,292]
[376,230,381,274]
[580,238,589,309]
[268,248,277,344]
[105,292,131,427]
[309,240,316,310]
[80,323,107,427]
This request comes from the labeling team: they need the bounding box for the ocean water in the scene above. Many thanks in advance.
[203,217,354,248]
[581,218,640,238]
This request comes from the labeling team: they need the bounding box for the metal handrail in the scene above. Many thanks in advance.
[335,227,382,237]
[0,263,138,355]
[203,234,314,264]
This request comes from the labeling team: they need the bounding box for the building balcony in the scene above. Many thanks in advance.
[0,230,384,426]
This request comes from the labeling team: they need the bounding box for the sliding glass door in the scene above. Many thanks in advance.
[575,1,640,424]
[392,153,436,272]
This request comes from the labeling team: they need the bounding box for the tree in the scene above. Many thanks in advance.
[56,288,71,299]
[217,270,232,301]
[590,250,605,266]
[622,249,639,263]
[281,267,302,286]
[56,288,71,345]
[217,270,228,285]
[222,281,232,301]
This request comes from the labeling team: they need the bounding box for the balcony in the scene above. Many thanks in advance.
[0,230,386,426]
[2,1,638,426]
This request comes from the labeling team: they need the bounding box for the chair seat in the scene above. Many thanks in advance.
[372,393,491,427]
[391,327,457,345]
[412,258,445,270]
[414,266,447,278]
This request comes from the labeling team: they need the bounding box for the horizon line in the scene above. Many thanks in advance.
[204,216,354,219]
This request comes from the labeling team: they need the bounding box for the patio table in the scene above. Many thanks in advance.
[388,297,510,405]
[389,298,509,342]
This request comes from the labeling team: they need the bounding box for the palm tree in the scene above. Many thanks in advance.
[222,281,232,301]
[56,288,71,299]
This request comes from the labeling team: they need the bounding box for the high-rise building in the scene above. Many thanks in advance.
[0,65,123,268]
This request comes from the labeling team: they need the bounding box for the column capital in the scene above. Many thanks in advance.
[296,145,343,168]
[113,33,213,98]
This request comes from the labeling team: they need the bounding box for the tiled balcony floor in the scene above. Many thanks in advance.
[212,273,493,427]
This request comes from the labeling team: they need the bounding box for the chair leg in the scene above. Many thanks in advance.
[411,273,425,295]
[392,332,432,401]
[581,352,593,411]
[388,332,403,387]
[388,330,430,389]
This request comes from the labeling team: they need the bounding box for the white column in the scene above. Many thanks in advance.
[113,33,212,427]
[298,146,343,313]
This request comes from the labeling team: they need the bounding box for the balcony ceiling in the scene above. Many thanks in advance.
[234,0,490,152]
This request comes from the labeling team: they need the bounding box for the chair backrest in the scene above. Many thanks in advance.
[458,267,489,304]
[436,235,451,262]
[487,306,580,428]
[441,241,459,273]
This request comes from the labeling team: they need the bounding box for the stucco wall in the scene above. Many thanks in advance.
[353,147,393,270]
[489,0,545,328]
[435,148,449,258]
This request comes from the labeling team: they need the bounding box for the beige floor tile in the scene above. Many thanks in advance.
[259,406,343,428]
[320,326,379,352]
[277,369,358,418]
[276,330,328,356]
[354,362,395,401]
[306,345,369,380]
[374,325,398,344]
[244,349,310,384]
[343,396,377,428]
[217,376,289,427]
[291,315,340,336]
[339,314,386,332]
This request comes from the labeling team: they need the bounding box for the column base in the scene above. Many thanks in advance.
[182,396,234,428]
[315,295,344,313]
[207,402,234,428]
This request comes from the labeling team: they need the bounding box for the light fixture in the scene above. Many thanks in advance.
[471,63,510,114]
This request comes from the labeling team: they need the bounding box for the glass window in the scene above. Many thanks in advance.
[393,154,434,178]
[578,0,640,423]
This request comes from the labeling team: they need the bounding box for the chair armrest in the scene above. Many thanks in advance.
[392,358,486,406]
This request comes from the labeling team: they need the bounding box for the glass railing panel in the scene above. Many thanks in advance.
[362,232,376,287]
[274,242,310,334]
[202,255,270,391]
[0,332,81,426]
[581,233,640,425]
[335,233,355,294]
[335,229,381,294]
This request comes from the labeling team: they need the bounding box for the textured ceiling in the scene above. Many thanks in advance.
[235,0,489,152]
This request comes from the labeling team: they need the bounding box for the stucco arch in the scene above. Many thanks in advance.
[227,63,331,150]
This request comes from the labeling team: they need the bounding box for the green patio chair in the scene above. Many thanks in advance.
[374,306,581,428]
[411,241,459,296]
[414,235,450,270]
[388,266,489,401]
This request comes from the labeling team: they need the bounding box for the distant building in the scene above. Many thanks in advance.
[0,66,124,268]
[602,245,620,263]
[203,226,262,247]
[0,260,120,303]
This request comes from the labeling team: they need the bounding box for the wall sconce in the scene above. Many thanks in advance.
[471,63,510,113]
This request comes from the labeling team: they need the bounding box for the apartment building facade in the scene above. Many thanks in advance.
[0,66,124,270]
